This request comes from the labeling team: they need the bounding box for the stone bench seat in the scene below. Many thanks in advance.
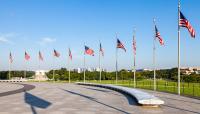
[76,82,164,107]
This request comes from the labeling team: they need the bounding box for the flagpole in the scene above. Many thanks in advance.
[9,59,11,80]
[39,51,40,82]
[9,52,11,80]
[68,48,71,83]
[115,33,118,84]
[84,43,86,83]
[133,28,136,88]
[99,41,102,82]
[39,52,40,70]
[178,0,181,95]
[24,51,26,79]
[69,65,70,83]
[53,50,55,82]
[153,18,157,91]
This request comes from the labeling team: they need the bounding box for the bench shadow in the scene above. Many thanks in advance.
[83,87,136,105]
[83,87,111,93]
[159,96,200,105]
[162,104,200,114]
[61,89,132,114]
[24,91,52,114]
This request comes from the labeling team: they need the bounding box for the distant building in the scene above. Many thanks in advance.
[181,67,200,75]
[34,70,49,81]
[96,68,107,72]
[73,67,107,73]
[87,67,92,72]
[74,68,84,73]
[136,69,153,72]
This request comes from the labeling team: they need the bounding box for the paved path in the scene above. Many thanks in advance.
[0,83,35,97]
[0,83,24,93]
[0,82,199,114]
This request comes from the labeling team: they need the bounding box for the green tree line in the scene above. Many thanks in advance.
[1,68,200,83]
[45,68,200,83]
[0,71,34,79]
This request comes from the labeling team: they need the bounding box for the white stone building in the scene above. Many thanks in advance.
[34,70,49,81]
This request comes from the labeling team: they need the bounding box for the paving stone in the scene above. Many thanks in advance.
[0,82,199,114]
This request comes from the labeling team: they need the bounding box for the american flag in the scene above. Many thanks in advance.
[117,39,126,52]
[133,36,136,55]
[179,11,195,38]
[39,51,43,61]
[155,25,164,45]
[53,49,60,57]
[9,52,13,63]
[85,46,94,56]
[100,43,104,56]
[25,51,30,61]
[69,48,72,60]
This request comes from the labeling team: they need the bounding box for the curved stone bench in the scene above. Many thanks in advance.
[76,82,164,107]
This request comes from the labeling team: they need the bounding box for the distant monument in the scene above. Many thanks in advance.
[34,70,49,81]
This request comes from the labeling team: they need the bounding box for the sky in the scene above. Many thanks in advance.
[0,0,199,71]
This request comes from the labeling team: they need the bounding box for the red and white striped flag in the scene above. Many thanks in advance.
[179,11,195,38]
[100,43,104,56]
[69,48,72,60]
[133,36,136,55]
[85,46,94,56]
[117,39,126,52]
[25,51,30,61]
[155,25,164,46]
[53,49,60,57]
[9,52,13,63]
[39,51,43,61]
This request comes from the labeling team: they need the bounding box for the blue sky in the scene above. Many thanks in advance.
[0,0,199,71]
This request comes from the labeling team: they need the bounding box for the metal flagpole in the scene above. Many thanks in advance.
[53,51,55,82]
[99,41,102,82]
[24,51,26,79]
[84,44,86,83]
[53,69,55,82]
[9,53,11,80]
[115,33,118,84]
[24,62,26,79]
[69,66,71,83]
[178,0,181,95]
[153,18,157,91]
[133,28,136,88]
[68,48,71,83]
[39,52,40,70]
[39,51,41,82]
[9,60,11,80]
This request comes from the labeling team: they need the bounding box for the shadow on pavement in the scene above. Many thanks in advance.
[162,104,200,114]
[61,89,132,114]
[83,87,137,105]
[24,91,51,114]
[0,83,35,97]
[159,96,200,105]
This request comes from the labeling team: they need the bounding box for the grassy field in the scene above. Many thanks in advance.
[30,79,200,98]
[85,79,200,98]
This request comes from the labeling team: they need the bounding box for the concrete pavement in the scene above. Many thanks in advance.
[0,82,199,114]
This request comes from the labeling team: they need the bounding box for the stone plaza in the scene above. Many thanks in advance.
[0,82,200,114]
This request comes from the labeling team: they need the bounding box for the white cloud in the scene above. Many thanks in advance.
[0,37,9,42]
[38,37,56,45]
[0,33,15,44]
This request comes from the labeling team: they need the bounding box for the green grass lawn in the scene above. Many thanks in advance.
[30,79,200,98]
[85,79,200,98]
